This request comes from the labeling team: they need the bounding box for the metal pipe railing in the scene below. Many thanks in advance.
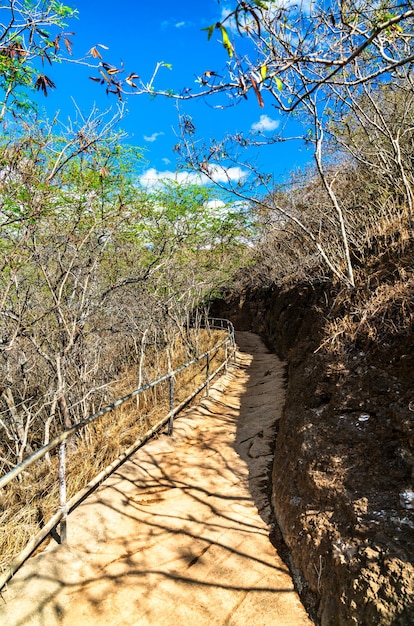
[0,319,235,490]
[0,319,236,589]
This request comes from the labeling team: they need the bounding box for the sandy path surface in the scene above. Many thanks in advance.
[1,332,312,626]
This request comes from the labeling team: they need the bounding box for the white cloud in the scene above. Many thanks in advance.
[205,199,225,210]
[220,1,310,34]
[162,157,171,165]
[251,114,280,133]
[139,168,200,188]
[143,131,164,143]
[208,165,248,184]
[219,6,237,32]
[204,198,229,219]
[161,19,191,29]
[139,166,248,189]
[265,0,310,15]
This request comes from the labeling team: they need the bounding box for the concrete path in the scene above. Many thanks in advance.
[0,332,313,625]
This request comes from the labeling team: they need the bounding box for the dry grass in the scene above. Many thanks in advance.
[319,266,414,358]
[0,328,228,574]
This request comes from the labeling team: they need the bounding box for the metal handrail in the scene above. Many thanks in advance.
[0,320,234,490]
[0,318,236,589]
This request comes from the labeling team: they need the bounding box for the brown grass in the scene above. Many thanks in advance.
[318,263,414,358]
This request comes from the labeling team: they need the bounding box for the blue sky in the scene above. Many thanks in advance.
[34,0,312,189]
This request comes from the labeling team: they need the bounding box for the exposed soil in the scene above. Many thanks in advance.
[213,277,414,626]
[0,332,312,626]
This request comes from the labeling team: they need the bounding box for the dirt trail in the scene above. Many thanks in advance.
[1,332,313,626]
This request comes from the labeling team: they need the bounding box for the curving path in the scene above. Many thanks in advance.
[1,332,313,625]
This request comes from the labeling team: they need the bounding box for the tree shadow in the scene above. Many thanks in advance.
[0,331,311,626]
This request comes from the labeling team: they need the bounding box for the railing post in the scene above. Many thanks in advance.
[224,342,228,373]
[58,441,67,543]
[232,326,237,364]
[206,353,210,397]
[168,375,174,435]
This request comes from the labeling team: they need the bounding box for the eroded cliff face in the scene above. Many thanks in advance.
[212,279,414,626]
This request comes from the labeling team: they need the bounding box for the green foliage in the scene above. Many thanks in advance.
[0,0,78,119]
[219,24,234,58]
[0,127,249,453]
[50,0,77,21]
[202,22,234,58]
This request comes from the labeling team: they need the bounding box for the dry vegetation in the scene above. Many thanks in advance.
[0,328,228,573]
[322,274,414,357]
[216,79,414,624]
[232,74,414,373]
[0,104,244,583]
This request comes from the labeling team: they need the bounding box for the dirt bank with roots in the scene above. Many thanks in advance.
[213,272,414,625]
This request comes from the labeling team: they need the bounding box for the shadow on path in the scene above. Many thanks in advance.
[0,332,312,626]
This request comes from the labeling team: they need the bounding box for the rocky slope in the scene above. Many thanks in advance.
[212,258,414,625]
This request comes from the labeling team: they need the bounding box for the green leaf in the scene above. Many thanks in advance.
[275,76,283,92]
[202,24,215,41]
[260,65,267,81]
[202,23,233,57]
[50,1,76,19]
[220,25,233,58]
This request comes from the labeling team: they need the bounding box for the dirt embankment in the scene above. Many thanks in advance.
[212,280,414,626]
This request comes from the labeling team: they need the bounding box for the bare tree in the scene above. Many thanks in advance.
[0,126,248,467]
[96,1,414,110]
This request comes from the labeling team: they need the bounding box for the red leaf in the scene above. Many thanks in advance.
[250,74,264,108]
[63,38,73,55]
[89,46,102,59]
[34,74,56,96]
[99,69,111,84]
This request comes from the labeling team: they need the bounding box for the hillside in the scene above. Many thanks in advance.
[212,241,414,625]
[0,4,412,623]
